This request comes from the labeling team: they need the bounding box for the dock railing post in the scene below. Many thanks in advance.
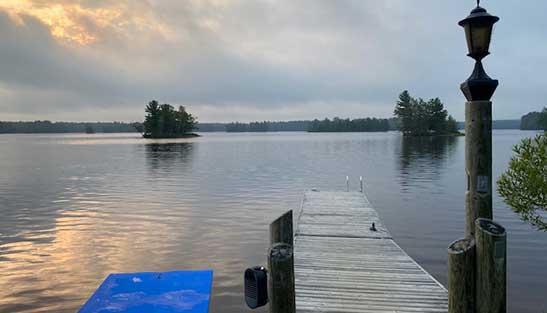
[475,218,506,313]
[268,210,296,313]
[359,176,363,193]
[448,238,475,313]
[346,176,349,192]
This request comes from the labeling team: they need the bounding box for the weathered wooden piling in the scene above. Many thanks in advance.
[475,218,506,313]
[465,100,493,237]
[268,210,296,313]
[448,238,476,313]
[455,4,504,312]
[270,210,293,246]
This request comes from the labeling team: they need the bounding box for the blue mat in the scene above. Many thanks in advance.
[80,270,213,313]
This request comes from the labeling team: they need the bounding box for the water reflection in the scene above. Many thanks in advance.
[0,199,191,312]
[1,132,546,313]
[145,143,195,171]
[398,136,459,185]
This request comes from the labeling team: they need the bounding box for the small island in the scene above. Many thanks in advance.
[520,107,547,130]
[138,100,198,138]
[394,90,460,136]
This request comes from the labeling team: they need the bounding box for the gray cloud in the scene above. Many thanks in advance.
[1,1,546,122]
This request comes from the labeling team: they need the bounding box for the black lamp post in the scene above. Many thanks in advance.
[459,0,500,101]
[448,4,506,313]
[460,0,500,238]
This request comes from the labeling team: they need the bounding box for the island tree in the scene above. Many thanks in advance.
[143,100,197,138]
[394,91,414,134]
[446,115,458,134]
[520,108,547,130]
[539,107,547,129]
[394,91,459,136]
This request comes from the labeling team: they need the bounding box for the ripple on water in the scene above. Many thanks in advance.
[0,131,546,313]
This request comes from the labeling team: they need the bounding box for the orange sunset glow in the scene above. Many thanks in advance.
[0,0,170,45]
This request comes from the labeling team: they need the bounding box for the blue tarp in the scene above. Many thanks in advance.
[80,270,213,313]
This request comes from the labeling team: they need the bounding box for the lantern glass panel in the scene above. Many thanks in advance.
[465,22,493,58]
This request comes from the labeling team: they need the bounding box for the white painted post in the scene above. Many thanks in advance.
[346,176,349,192]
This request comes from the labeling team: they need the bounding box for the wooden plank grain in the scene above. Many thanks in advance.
[294,191,448,313]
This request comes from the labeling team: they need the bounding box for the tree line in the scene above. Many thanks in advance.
[223,119,398,132]
[225,121,309,132]
[308,117,390,132]
[140,100,197,138]
[0,121,137,134]
[196,123,226,132]
[394,90,458,136]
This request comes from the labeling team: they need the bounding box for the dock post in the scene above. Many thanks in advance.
[448,238,475,313]
[268,211,296,313]
[475,218,506,313]
[346,176,349,192]
[359,176,363,192]
[465,100,493,237]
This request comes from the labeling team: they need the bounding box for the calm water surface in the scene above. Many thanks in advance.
[1,131,546,312]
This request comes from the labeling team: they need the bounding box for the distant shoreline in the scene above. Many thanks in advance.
[0,119,526,134]
[142,133,200,139]
[402,132,465,137]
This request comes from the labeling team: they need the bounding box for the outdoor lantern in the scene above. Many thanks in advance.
[459,1,500,101]
[459,3,499,61]
[244,266,268,309]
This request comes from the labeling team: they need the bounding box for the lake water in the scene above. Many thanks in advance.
[0,131,546,312]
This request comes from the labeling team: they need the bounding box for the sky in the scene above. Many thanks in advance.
[0,0,546,123]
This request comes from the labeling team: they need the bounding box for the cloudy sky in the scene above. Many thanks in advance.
[0,1,545,122]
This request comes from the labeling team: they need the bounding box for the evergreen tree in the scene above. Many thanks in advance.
[143,101,196,138]
[520,108,547,130]
[394,91,413,134]
[393,91,457,136]
[412,98,429,136]
[446,115,458,134]
[427,98,448,133]
[176,106,196,134]
[539,107,547,129]
[159,104,175,135]
[144,100,160,136]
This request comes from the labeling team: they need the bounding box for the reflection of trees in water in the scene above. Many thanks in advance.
[398,136,459,183]
[145,143,195,171]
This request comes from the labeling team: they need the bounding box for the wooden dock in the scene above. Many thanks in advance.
[294,191,448,312]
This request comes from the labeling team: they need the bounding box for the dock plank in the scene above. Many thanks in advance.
[294,191,447,313]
